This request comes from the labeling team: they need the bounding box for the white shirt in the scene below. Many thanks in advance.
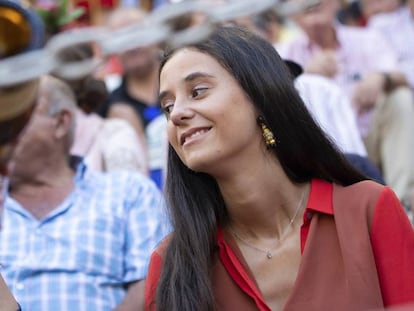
[295,73,367,156]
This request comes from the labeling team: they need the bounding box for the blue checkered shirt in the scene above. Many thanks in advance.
[0,163,170,310]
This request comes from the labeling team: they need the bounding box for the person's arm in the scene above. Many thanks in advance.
[101,118,149,174]
[303,50,338,78]
[370,187,414,306]
[352,71,408,114]
[352,27,409,113]
[0,274,19,311]
[381,71,408,93]
[114,280,145,311]
[107,103,147,147]
[119,175,170,311]
[144,251,164,311]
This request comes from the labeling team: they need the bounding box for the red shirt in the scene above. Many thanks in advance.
[145,179,414,310]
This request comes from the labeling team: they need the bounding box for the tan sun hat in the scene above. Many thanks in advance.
[0,78,38,122]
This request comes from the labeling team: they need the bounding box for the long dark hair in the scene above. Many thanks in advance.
[156,26,366,311]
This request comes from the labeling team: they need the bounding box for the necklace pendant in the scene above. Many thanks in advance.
[266,251,272,259]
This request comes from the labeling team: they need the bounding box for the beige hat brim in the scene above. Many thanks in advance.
[0,78,38,121]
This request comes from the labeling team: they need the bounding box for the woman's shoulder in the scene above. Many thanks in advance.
[332,180,399,228]
[344,179,384,189]
[334,180,394,211]
[334,180,386,201]
[314,179,387,207]
[152,234,173,260]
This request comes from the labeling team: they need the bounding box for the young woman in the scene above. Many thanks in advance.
[145,26,414,311]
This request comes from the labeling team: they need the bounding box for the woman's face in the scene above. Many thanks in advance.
[159,48,261,175]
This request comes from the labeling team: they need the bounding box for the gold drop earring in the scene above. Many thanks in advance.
[257,116,276,149]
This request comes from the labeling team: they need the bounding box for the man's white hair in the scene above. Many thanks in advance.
[39,75,77,150]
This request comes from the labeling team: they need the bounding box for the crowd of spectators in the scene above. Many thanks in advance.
[0,0,413,310]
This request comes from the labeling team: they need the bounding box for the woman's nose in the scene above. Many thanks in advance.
[169,99,194,125]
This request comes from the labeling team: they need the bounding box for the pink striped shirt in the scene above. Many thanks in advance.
[368,6,414,89]
[277,24,399,136]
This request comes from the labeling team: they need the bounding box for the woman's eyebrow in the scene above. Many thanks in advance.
[184,71,215,82]
[159,72,215,103]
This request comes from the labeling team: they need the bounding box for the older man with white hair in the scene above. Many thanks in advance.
[0,76,169,311]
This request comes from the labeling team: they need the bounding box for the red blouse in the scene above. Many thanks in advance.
[145,179,414,310]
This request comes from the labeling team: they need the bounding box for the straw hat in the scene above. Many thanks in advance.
[0,78,38,121]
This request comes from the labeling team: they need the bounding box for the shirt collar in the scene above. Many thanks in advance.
[69,155,87,183]
[217,179,334,242]
[306,178,334,216]
[4,156,87,221]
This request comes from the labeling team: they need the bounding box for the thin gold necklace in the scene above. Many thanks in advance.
[229,189,307,259]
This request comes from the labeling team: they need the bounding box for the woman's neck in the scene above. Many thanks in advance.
[218,162,309,240]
